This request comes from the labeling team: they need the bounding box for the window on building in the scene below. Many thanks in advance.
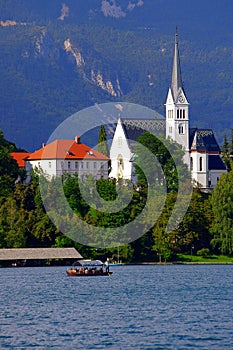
[118,136,122,146]
[168,110,173,119]
[183,109,185,118]
[190,157,193,171]
[177,110,179,119]
[178,124,184,134]
[86,162,89,169]
[49,162,51,168]
[169,126,172,133]
[75,161,78,169]
[81,162,84,169]
[68,161,71,169]
[199,157,203,171]
[93,162,96,169]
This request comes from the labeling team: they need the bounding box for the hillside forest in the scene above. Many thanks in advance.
[1,0,233,151]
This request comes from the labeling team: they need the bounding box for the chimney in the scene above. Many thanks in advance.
[75,135,81,144]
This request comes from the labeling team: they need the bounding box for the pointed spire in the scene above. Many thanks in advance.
[171,27,183,100]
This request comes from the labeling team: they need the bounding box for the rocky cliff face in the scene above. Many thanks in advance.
[64,38,122,97]
[20,29,123,98]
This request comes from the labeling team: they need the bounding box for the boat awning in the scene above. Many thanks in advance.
[74,259,103,267]
[0,248,83,260]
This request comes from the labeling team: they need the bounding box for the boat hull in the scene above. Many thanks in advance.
[66,269,112,277]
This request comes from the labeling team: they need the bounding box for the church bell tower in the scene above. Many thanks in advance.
[165,29,190,166]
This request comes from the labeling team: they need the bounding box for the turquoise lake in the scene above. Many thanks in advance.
[1,264,233,349]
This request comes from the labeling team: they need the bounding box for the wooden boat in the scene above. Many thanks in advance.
[66,259,112,277]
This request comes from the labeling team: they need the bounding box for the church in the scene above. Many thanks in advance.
[109,31,226,189]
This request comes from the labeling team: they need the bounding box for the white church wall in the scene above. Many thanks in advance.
[190,152,208,188]
[109,119,132,180]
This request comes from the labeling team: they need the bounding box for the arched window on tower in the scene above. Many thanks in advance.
[178,124,184,134]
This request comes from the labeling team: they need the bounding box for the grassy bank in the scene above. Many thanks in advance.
[176,254,233,264]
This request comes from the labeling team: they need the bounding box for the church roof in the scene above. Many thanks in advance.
[189,128,221,152]
[121,118,166,143]
[208,155,226,170]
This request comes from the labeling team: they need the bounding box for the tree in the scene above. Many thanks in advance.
[0,129,19,197]
[174,190,212,253]
[97,124,109,156]
[210,170,233,255]
[221,129,233,172]
[134,132,190,192]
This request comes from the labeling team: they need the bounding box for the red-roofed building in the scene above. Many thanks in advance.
[26,136,109,179]
[11,152,30,168]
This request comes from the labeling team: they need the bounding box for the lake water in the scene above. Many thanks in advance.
[0,264,233,349]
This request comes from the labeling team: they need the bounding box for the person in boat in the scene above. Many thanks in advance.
[104,258,109,273]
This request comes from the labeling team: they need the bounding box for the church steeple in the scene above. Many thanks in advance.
[165,29,190,167]
[171,28,183,100]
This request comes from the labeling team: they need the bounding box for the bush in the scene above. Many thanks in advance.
[197,248,210,258]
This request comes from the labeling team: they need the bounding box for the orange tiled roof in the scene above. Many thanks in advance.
[11,152,30,167]
[27,138,109,161]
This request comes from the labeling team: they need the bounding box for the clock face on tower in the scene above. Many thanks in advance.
[178,95,185,103]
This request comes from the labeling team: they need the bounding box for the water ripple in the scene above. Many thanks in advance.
[0,265,233,349]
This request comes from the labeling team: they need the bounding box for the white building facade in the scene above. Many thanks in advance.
[27,136,109,180]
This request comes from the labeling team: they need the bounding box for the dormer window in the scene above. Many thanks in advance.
[87,150,94,156]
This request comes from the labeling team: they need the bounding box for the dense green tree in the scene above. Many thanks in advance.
[151,192,177,262]
[210,170,233,255]
[221,129,233,172]
[0,130,19,198]
[97,124,109,156]
[174,190,212,253]
[0,197,29,248]
[134,132,190,192]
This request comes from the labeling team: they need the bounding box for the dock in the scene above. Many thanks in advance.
[0,247,83,267]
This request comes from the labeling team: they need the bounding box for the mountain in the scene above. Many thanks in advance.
[1,0,233,150]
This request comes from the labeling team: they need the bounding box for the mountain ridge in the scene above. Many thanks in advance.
[0,0,233,150]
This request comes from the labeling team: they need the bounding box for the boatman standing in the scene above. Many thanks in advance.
[104,258,109,273]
